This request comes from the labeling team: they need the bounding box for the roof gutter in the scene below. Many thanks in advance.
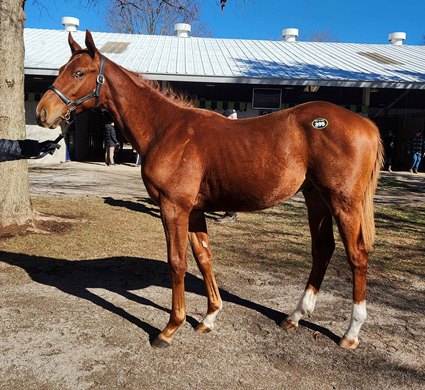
[24,68,425,90]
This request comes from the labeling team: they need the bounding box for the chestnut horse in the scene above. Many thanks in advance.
[36,30,383,350]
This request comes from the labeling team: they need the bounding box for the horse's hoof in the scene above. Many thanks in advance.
[151,334,172,349]
[196,322,212,334]
[281,319,298,331]
[339,336,359,350]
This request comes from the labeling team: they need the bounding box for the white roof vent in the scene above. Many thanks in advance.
[62,16,79,32]
[282,28,299,42]
[388,32,406,46]
[174,23,191,38]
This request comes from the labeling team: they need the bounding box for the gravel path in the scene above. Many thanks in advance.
[29,162,425,205]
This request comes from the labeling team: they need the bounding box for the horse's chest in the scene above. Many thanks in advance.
[141,170,161,203]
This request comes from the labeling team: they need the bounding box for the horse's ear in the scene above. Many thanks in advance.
[68,32,82,54]
[85,29,98,58]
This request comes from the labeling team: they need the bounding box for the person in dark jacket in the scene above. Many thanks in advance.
[104,121,118,166]
[0,139,60,162]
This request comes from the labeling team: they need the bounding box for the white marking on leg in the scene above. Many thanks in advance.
[344,301,367,342]
[288,288,318,324]
[202,302,223,330]
[201,240,208,248]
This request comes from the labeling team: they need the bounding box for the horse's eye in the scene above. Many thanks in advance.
[74,71,84,79]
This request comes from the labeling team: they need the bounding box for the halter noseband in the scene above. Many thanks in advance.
[48,55,106,123]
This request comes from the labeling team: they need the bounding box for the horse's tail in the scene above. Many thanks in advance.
[361,120,384,253]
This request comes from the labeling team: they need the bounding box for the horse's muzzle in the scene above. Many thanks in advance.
[35,105,63,129]
[36,108,48,127]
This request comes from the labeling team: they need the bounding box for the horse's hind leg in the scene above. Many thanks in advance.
[188,210,222,333]
[282,186,335,330]
[333,204,369,350]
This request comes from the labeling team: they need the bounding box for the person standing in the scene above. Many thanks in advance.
[0,139,60,162]
[383,130,396,172]
[407,130,424,174]
[216,108,239,224]
[104,121,118,166]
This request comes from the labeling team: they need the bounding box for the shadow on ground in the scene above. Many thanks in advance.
[102,196,240,222]
[0,251,340,345]
[103,196,160,218]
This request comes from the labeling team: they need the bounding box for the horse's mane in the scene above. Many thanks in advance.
[118,61,195,108]
[143,79,196,108]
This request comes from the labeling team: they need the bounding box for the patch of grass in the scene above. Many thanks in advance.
[208,201,312,275]
[0,196,423,281]
[378,177,406,190]
[378,175,424,194]
[373,204,425,275]
[0,197,166,262]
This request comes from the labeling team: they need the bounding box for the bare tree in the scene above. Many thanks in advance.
[106,0,210,36]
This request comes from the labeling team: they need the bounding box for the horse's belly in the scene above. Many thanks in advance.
[199,171,304,212]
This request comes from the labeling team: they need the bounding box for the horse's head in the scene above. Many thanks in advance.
[36,30,105,129]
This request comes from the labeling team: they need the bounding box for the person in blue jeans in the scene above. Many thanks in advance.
[407,131,425,174]
[0,139,60,162]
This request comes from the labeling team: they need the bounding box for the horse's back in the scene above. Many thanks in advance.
[154,101,381,212]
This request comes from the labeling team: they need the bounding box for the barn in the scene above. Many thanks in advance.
[24,20,425,167]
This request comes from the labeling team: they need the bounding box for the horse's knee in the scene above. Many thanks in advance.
[196,252,212,270]
[172,309,186,325]
[168,256,187,277]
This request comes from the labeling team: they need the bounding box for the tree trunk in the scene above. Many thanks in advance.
[0,0,33,228]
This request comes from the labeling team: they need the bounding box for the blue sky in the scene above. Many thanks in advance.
[25,0,425,45]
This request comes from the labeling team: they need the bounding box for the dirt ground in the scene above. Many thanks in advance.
[0,162,424,390]
[27,161,425,205]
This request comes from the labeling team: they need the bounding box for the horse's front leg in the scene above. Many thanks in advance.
[188,210,222,333]
[152,198,190,349]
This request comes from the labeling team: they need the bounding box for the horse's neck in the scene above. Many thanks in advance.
[102,60,176,155]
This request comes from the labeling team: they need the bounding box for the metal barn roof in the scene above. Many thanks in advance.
[24,28,425,89]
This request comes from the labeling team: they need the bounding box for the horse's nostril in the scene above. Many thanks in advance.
[40,108,47,123]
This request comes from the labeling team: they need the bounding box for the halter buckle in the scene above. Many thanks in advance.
[97,74,105,85]
[63,110,71,122]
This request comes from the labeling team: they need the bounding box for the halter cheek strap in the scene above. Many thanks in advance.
[48,55,106,122]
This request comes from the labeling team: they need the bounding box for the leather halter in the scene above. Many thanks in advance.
[48,55,106,122]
